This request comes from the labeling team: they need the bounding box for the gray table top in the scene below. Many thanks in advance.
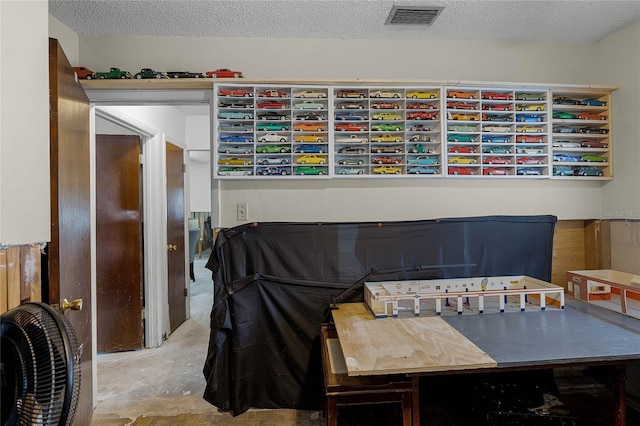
[441,296,640,368]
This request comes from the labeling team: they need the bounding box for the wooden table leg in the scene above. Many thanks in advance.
[411,375,420,426]
[613,364,626,426]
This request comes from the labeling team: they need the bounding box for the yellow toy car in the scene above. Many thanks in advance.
[217,157,252,166]
[295,134,325,143]
[371,134,403,143]
[448,156,477,164]
[373,166,402,174]
[372,112,402,120]
[407,90,438,99]
[296,155,327,165]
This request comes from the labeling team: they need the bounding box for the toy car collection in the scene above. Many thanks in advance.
[209,84,611,179]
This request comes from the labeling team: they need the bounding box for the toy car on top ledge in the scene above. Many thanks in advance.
[206,69,243,78]
[134,68,167,79]
[96,67,132,79]
[166,71,205,78]
[73,66,96,79]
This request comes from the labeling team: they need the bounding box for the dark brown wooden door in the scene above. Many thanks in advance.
[95,135,144,351]
[166,142,187,331]
[48,38,93,424]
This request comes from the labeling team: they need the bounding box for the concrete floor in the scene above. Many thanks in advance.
[91,251,324,425]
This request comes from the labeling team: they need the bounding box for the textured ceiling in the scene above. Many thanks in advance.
[49,0,640,43]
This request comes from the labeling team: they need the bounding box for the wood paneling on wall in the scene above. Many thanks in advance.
[552,221,586,288]
[552,219,612,290]
[0,244,43,314]
[585,219,611,270]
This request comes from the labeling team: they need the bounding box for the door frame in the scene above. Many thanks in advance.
[93,106,188,348]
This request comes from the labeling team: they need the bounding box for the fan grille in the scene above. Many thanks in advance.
[1,303,81,425]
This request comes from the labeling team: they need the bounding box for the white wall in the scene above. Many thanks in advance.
[78,36,596,85]
[188,151,211,213]
[95,106,212,214]
[49,14,79,65]
[75,27,640,227]
[596,21,640,221]
[99,105,187,147]
[186,115,212,212]
[0,1,50,245]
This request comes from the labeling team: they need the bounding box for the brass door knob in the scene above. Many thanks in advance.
[62,298,83,314]
[167,244,177,251]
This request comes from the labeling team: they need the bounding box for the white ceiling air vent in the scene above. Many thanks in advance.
[385,5,444,25]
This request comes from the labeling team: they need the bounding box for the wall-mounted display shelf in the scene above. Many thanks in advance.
[443,87,550,177]
[550,91,612,179]
[332,86,443,176]
[210,82,614,180]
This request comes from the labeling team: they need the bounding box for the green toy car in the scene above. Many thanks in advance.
[96,67,132,79]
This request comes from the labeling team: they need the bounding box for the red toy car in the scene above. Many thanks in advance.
[407,111,439,120]
[258,89,288,98]
[481,92,513,100]
[483,167,509,175]
[407,102,436,110]
[207,69,243,78]
[73,66,96,80]
[258,101,288,109]
[482,103,512,111]
[577,113,607,120]
[448,146,476,154]
[372,156,402,164]
[335,123,367,132]
[580,140,608,148]
[219,88,253,97]
[516,135,545,143]
[517,157,544,165]
[483,157,511,165]
[448,167,476,175]
[447,101,477,110]
[370,101,400,109]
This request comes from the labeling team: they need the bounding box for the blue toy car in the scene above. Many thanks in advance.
[517,114,544,122]
[294,144,327,154]
[220,135,253,143]
[581,98,607,107]
[482,135,511,143]
[553,154,581,162]
[407,166,439,174]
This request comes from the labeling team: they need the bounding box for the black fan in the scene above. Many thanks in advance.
[1,302,82,426]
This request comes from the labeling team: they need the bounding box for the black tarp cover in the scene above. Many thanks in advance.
[203,215,557,415]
